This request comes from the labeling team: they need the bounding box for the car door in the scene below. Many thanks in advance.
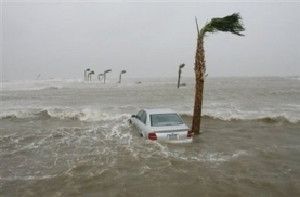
[135,110,148,136]
[133,110,143,131]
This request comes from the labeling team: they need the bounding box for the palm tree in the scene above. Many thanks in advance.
[118,70,127,83]
[84,68,90,81]
[177,63,185,88]
[192,13,245,135]
[103,69,112,84]
[88,70,94,81]
[97,73,104,81]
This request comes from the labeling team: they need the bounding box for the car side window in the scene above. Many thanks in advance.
[137,110,143,120]
[141,111,147,124]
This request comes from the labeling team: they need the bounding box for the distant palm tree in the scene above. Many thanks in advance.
[84,68,90,81]
[118,70,127,83]
[97,73,104,81]
[88,70,95,81]
[177,63,185,88]
[192,13,245,135]
[103,69,112,84]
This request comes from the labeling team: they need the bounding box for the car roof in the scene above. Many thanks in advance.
[143,108,178,115]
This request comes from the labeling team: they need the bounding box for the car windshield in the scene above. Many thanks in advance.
[150,113,183,127]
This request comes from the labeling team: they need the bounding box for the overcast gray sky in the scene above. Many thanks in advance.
[1,1,300,81]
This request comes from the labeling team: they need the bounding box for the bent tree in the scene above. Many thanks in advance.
[118,70,127,83]
[192,13,245,135]
[177,63,185,88]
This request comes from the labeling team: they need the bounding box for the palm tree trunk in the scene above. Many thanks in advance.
[192,33,205,135]
[119,73,122,83]
[192,77,204,134]
[177,69,181,88]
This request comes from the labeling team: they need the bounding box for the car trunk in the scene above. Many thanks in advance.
[152,125,189,133]
[152,125,191,142]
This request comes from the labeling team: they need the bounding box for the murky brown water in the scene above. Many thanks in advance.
[1,77,300,196]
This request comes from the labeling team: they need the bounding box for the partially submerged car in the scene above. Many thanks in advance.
[129,108,193,143]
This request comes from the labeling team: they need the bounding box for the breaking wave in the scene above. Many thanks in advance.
[0,108,130,122]
[181,114,299,124]
[1,107,299,124]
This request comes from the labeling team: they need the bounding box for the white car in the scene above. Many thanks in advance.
[129,108,193,143]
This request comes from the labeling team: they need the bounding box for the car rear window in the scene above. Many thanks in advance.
[150,114,183,127]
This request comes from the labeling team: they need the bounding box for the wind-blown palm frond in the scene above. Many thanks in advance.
[203,13,245,36]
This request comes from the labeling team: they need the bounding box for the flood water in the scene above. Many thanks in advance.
[0,77,299,196]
